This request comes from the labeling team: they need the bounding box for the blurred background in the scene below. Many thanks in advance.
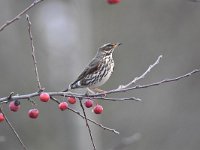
[0,0,200,150]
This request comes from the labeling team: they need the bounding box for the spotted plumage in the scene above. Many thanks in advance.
[63,43,121,92]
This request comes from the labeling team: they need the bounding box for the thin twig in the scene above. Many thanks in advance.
[118,55,163,89]
[7,92,14,100]
[79,99,96,150]
[50,97,119,134]
[68,107,120,134]
[106,69,200,95]
[0,68,199,104]
[0,0,44,32]
[0,106,28,150]
[26,14,42,90]
[94,97,142,102]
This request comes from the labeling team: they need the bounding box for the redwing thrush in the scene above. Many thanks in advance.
[63,43,121,93]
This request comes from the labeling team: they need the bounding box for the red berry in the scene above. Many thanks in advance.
[28,109,39,119]
[59,102,68,111]
[9,101,20,112]
[68,97,76,104]
[93,104,103,114]
[107,0,120,4]
[0,113,5,122]
[39,93,50,102]
[84,100,93,108]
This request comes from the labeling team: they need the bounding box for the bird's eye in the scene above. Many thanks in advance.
[105,45,113,51]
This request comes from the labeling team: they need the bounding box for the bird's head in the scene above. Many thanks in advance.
[98,43,121,56]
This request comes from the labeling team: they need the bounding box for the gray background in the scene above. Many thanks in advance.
[0,0,200,150]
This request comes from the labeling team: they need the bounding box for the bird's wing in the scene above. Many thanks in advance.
[71,58,101,87]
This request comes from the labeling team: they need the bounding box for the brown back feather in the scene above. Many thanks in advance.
[71,58,101,86]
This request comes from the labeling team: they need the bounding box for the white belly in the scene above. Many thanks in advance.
[95,70,113,87]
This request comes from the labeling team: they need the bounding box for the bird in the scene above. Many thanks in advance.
[63,42,121,93]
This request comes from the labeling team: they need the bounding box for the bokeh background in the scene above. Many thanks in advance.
[0,0,200,150]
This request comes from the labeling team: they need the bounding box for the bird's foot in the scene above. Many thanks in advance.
[87,88,107,97]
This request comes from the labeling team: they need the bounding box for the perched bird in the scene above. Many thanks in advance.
[63,42,121,93]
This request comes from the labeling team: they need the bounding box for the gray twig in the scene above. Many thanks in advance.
[7,92,14,100]
[0,68,199,104]
[26,14,42,90]
[117,55,162,89]
[68,106,120,134]
[50,96,119,134]
[0,0,44,32]
[79,99,96,150]
[94,96,142,102]
[0,106,28,150]
[105,68,200,95]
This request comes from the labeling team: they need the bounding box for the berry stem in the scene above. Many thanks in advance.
[50,96,119,134]
[79,98,96,150]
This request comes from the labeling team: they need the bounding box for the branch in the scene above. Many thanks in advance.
[117,55,162,89]
[26,14,42,90]
[52,96,98,149]
[0,0,44,32]
[69,106,120,134]
[105,68,200,95]
[0,68,199,103]
[93,96,142,102]
[7,92,14,100]
[0,106,28,150]
[79,99,96,150]
[50,97,119,134]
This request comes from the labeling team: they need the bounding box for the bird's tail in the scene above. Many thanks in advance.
[62,85,71,92]
[62,88,68,92]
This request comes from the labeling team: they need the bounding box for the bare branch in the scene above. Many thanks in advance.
[0,92,40,104]
[7,92,14,100]
[0,68,199,104]
[0,106,28,150]
[69,106,120,134]
[0,0,44,32]
[50,97,119,134]
[117,55,162,89]
[79,99,96,150]
[94,96,142,102]
[105,68,200,95]
[26,14,42,90]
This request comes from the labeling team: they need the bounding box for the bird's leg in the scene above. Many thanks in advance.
[87,88,96,94]
[93,88,105,93]
[94,88,107,97]
[87,87,107,97]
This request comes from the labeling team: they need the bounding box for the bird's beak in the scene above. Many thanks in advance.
[114,43,122,48]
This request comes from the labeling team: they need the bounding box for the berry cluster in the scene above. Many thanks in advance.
[0,92,104,123]
[59,96,104,114]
